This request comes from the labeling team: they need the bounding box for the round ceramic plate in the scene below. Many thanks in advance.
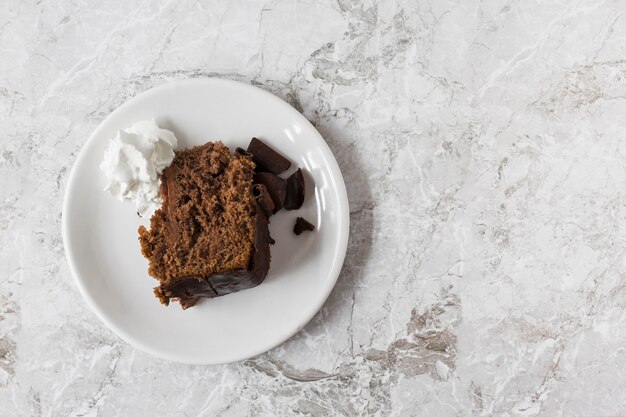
[63,78,349,364]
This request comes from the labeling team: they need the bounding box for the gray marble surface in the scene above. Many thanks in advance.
[2,0,626,415]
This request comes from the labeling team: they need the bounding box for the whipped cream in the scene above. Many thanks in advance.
[100,120,177,218]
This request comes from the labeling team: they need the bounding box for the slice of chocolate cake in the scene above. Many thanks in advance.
[138,142,271,309]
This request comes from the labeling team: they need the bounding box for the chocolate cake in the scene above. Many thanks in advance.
[138,142,271,309]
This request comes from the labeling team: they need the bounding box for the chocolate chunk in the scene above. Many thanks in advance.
[252,184,275,217]
[294,217,315,235]
[268,235,275,245]
[234,147,253,159]
[247,137,291,174]
[254,172,286,213]
[284,168,305,210]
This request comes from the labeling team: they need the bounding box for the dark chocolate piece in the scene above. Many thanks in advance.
[247,137,291,174]
[268,235,275,245]
[294,217,315,235]
[252,184,275,217]
[234,147,253,159]
[254,172,286,213]
[285,168,305,210]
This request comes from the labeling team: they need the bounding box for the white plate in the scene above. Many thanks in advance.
[62,78,349,364]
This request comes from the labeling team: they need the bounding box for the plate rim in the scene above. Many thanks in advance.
[62,78,350,364]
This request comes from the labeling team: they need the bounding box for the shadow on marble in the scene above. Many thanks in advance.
[287,120,374,347]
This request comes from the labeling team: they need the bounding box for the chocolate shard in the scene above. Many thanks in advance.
[247,137,291,174]
[252,184,275,217]
[234,147,253,159]
[284,168,305,210]
[294,217,315,235]
[254,172,286,213]
[268,235,275,245]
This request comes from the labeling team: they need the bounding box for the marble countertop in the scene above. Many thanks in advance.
[2,0,626,416]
